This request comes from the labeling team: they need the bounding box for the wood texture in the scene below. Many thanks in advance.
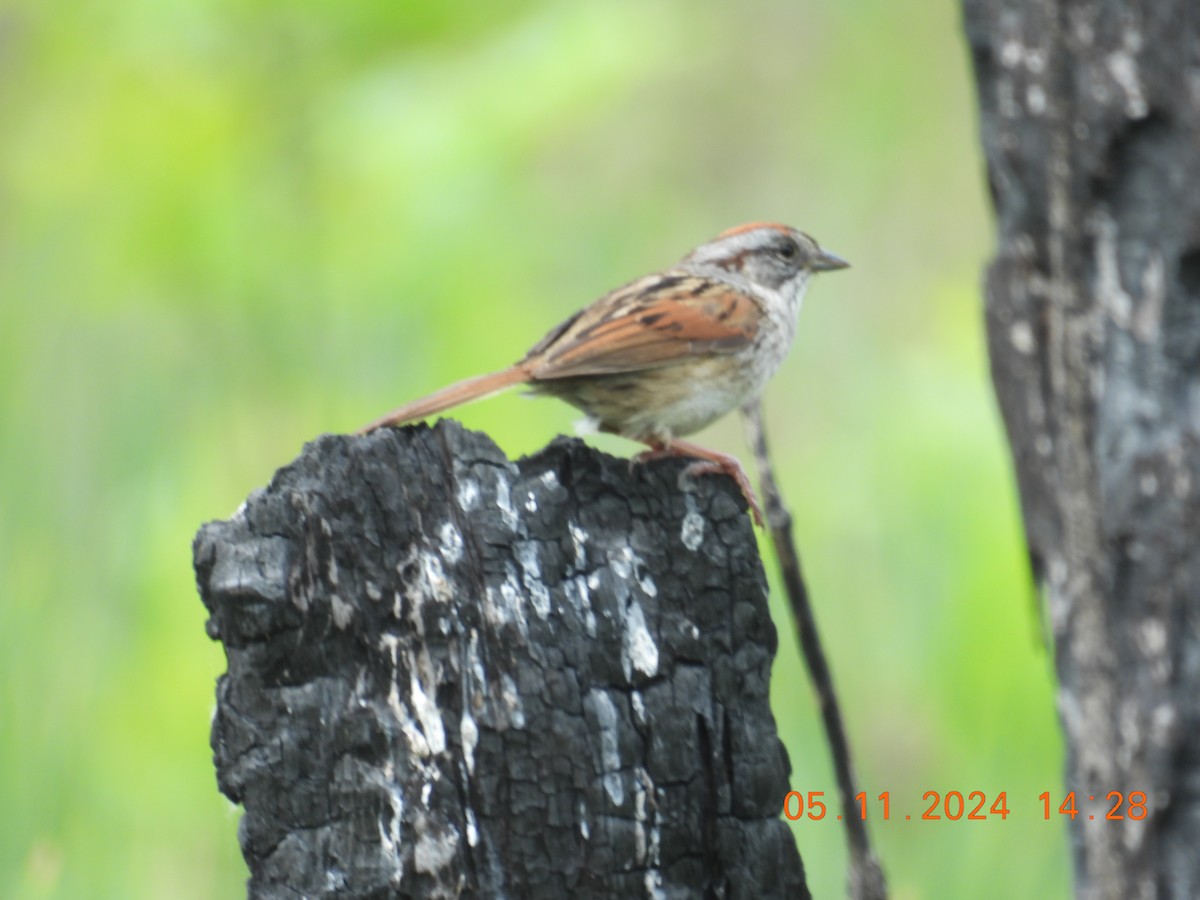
[193,422,808,899]
[964,2,1200,895]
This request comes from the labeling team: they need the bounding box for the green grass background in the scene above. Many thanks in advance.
[0,1,1070,897]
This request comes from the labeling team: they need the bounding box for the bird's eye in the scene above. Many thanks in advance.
[775,239,800,261]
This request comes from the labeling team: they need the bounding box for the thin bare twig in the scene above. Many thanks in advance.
[742,399,887,900]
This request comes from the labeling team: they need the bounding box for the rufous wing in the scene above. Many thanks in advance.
[356,272,760,434]
[523,272,761,380]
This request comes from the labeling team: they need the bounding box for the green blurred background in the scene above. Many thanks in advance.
[0,0,1069,897]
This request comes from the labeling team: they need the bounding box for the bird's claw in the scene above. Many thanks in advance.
[678,459,764,527]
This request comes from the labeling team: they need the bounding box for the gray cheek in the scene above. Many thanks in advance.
[740,258,771,287]
[749,259,796,291]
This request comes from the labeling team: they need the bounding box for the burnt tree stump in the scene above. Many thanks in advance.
[965,1,1200,896]
[192,422,808,899]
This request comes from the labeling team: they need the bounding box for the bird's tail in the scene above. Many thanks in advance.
[355,365,531,435]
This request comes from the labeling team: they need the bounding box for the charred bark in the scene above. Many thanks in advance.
[193,422,808,899]
[964,1,1200,896]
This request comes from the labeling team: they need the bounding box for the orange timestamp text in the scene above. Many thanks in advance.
[783,790,1149,822]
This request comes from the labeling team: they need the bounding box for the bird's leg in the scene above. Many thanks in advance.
[634,438,763,527]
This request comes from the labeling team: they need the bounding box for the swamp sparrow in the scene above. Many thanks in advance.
[357,222,848,524]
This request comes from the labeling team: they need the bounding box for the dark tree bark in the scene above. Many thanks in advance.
[964,2,1200,896]
[192,422,808,899]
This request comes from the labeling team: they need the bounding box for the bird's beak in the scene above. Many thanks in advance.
[811,249,850,272]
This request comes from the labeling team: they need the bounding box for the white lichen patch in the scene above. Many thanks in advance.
[565,575,597,637]
[500,673,526,729]
[499,568,520,614]
[456,478,480,512]
[1010,320,1036,354]
[460,711,478,776]
[591,690,623,806]
[1095,211,1167,346]
[1026,83,1046,115]
[466,629,488,694]
[1094,212,1134,327]
[380,634,405,717]
[681,511,705,551]
[578,796,590,840]
[515,541,551,618]
[635,770,648,863]
[413,821,459,875]
[465,807,479,848]
[622,601,660,680]
[1133,255,1165,342]
[638,570,658,598]
[420,553,452,604]
[330,594,354,629]
[410,666,447,755]
[999,38,1024,68]
[524,491,538,513]
[1107,49,1148,118]
[1137,617,1167,657]
[396,547,455,620]
[437,521,463,564]
[1150,703,1178,745]
[645,870,666,900]
[468,628,487,700]
[609,544,656,597]
[610,546,633,580]
[631,691,647,726]
[633,766,660,879]
[1044,556,1071,638]
[569,521,589,567]
[495,473,518,531]
[483,562,526,633]
[377,759,404,865]
[380,635,435,758]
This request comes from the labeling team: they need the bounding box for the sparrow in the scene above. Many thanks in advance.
[356,222,848,525]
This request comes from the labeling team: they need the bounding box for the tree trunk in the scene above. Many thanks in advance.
[192,422,808,899]
[964,1,1200,896]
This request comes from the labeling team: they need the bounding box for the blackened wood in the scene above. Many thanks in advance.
[193,422,808,899]
[964,2,1200,896]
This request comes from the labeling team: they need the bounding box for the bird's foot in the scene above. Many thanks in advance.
[635,439,763,527]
